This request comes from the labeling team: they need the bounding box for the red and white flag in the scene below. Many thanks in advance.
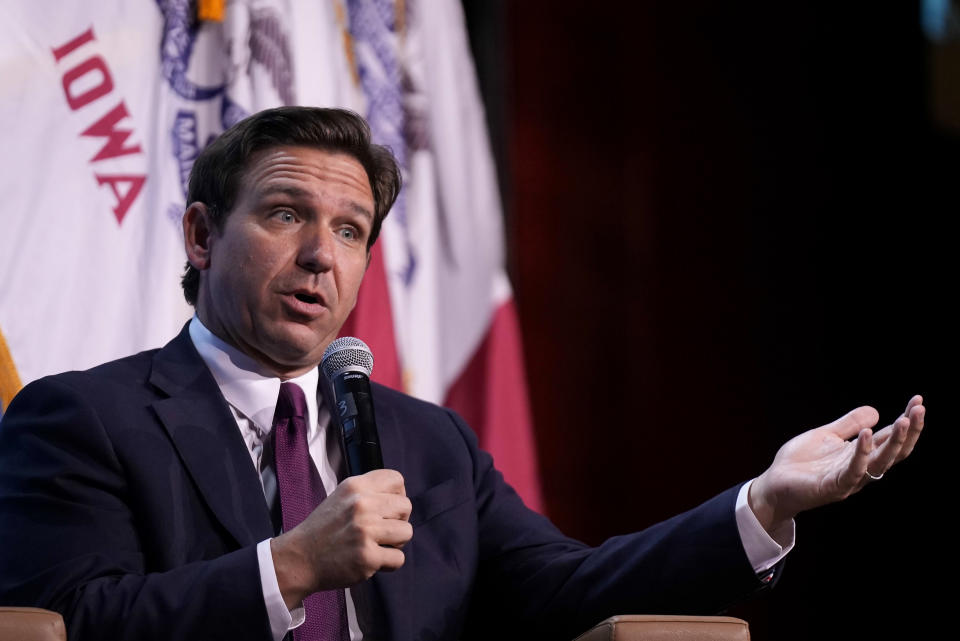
[340,0,543,510]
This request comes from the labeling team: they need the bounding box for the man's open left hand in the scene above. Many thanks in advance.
[748,395,925,534]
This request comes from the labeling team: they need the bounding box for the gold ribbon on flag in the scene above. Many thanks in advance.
[0,326,22,412]
[198,0,225,22]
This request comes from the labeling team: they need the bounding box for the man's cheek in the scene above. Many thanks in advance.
[345,277,363,314]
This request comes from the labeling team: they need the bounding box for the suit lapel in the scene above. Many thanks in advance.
[149,329,411,637]
[149,325,274,548]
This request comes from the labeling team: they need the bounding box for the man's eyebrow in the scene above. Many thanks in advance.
[347,201,374,221]
[256,185,312,200]
[256,185,373,220]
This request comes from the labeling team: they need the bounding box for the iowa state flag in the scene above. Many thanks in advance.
[0,2,193,412]
[0,0,542,511]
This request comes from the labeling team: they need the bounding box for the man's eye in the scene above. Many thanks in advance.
[274,211,296,223]
[339,227,358,240]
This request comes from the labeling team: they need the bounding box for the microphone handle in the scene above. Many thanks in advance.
[332,372,383,475]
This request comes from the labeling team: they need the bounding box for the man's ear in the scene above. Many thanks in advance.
[183,202,215,271]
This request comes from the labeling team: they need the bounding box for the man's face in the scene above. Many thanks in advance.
[190,145,374,378]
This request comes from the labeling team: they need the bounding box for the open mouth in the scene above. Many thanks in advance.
[294,293,319,305]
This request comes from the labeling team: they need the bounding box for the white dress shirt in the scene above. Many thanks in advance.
[189,316,793,640]
[189,317,362,641]
[735,480,794,573]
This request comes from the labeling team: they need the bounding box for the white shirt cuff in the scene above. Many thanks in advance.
[735,479,796,574]
[257,539,305,641]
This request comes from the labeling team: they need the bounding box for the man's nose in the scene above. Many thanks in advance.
[296,227,335,273]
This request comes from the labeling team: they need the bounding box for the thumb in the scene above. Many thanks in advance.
[823,406,880,440]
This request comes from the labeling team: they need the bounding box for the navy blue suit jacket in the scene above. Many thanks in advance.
[0,326,769,640]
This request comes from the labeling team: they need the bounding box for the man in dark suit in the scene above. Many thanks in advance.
[0,107,926,641]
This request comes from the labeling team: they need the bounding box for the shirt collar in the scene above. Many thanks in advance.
[188,315,320,438]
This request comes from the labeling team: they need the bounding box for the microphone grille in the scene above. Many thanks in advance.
[321,336,374,379]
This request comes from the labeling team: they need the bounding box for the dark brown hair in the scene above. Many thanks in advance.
[181,106,401,305]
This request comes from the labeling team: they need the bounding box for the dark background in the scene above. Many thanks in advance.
[463,2,953,639]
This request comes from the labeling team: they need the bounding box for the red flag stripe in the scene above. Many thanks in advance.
[444,297,544,513]
[338,243,403,391]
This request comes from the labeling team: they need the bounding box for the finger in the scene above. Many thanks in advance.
[376,519,414,548]
[823,406,880,440]
[875,403,925,447]
[872,423,894,447]
[372,544,406,571]
[867,394,924,447]
[365,468,407,495]
[838,428,873,491]
[866,416,909,476]
[340,470,407,498]
[902,394,923,417]
[872,413,904,447]
[352,493,412,525]
[873,395,926,445]
[376,494,412,521]
[881,395,924,438]
[896,403,925,460]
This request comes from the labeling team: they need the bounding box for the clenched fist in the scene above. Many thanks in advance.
[271,468,413,608]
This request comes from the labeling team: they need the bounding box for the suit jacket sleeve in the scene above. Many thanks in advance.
[442,409,769,639]
[367,383,772,641]
[0,375,272,641]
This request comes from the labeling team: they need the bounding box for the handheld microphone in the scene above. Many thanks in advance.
[321,336,383,476]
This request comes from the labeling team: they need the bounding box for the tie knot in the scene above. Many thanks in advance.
[275,382,308,423]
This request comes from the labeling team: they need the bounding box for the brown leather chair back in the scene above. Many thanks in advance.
[0,607,66,641]
[574,615,750,641]
[0,608,749,641]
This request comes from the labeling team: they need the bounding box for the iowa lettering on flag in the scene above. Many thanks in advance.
[0,0,542,512]
[0,2,191,416]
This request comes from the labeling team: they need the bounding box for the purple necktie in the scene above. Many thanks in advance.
[272,382,349,641]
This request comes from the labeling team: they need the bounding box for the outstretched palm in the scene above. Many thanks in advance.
[749,396,924,533]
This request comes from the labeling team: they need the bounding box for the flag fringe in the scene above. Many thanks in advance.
[0,326,22,412]
[197,0,225,22]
